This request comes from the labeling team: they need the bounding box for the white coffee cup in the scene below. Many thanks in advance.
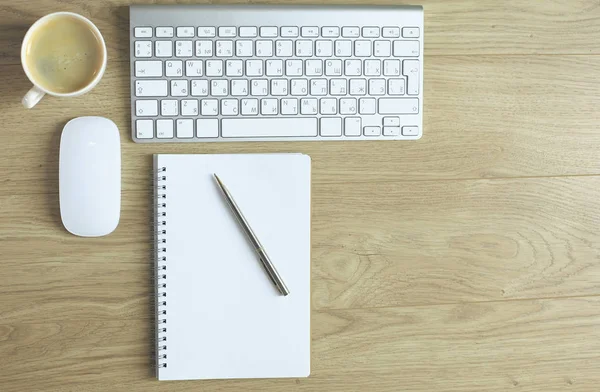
[21,12,107,109]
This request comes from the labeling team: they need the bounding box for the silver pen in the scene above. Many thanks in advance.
[213,174,290,296]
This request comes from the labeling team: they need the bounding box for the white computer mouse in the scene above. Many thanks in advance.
[59,116,121,237]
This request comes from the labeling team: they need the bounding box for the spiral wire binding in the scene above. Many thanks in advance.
[156,167,168,370]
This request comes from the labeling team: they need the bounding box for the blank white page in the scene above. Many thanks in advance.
[155,154,311,381]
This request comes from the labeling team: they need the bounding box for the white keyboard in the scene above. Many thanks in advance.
[130,5,424,142]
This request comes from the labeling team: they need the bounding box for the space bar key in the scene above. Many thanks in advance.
[222,118,318,138]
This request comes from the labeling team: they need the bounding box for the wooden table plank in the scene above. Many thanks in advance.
[1,0,600,66]
[2,297,600,392]
[1,55,599,196]
[2,176,599,323]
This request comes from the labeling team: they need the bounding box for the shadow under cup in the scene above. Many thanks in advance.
[23,13,106,95]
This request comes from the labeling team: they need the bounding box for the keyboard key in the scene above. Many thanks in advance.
[342,26,360,38]
[191,80,209,96]
[135,60,162,77]
[374,40,391,57]
[325,59,342,76]
[135,80,167,97]
[221,99,239,115]
[134,27,152,38]
[364,59,381,76]
[330,79,347,95]
[402,126,419,136]
[300,98,318,115]
[156,27,173,38]
[155,41,173,57]
[354,40,372,57]
[271,79,288,96]
[295,40,313,57]
[231,79,249,96]
[185,60,203,77]
[256,40,273,57]
[239,26,258,37]
[236,40,254,57]
[226,59,243,76]
[383,126,400,136]
[281,98,298,115]
[382,27,400,38]
[276,40,293,57]
[197,119,219,137]
[281,26,299,37]
[175,41,193,57]
[165,60,183,77]
[316,40,333,57]
[335,40,352,57]
[266,59,284,76]
[301,26,319,37]
[181,99,199,116]
[362,27,380,38]
[369,79,386,95]
[218,26,236,37]
[344,117,361,136]
[320,117,342,136]
[291,79,308,95]
[378,98,419,114]
[211,79,228,96]
[157,119,174,138]
[364,126,381,136]
[241,98,259,115]
[176,119,194,138]
[197,27,216,37]
[251,79,268,96]
[261,98,278,115]
[403,59,420,95]
[383,59,401,76]
[322,27,340,38]
[135,100,158,116]
[402,27,420,38]
[319,98,337,115]
[349,79,367,95]
[246,60,264,76]
[305,59,323,76]
[161,100,178,116]
[310,79,328,96]
[205,60,223,76]
[216,41,234,57]
[345,59,362,76]
[393,40,419,57]
[171,80,188,96]
[135,41,152,57]
[136,120,153,139]
[383,117,400,126]
[196,40,213,57]
[176,27,194,37]
[222,118,318,137]
[359,98,376,114]
[286,59,303,76]
[201,99,219,115]
[340,98,357,114]
[388,79,405,95]
[260,26,278,37]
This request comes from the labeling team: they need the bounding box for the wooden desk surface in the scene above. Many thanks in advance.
[2,1,600,391]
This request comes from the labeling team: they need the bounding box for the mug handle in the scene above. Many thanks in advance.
[22,86,45,109]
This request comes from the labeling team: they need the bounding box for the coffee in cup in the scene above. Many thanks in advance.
[21,12,107,108]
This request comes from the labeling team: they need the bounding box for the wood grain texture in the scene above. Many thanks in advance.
[2,298,600,392]
[1,0,600,391]
[2,177,600,323]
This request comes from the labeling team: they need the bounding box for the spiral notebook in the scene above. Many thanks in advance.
[154,153,311,381]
